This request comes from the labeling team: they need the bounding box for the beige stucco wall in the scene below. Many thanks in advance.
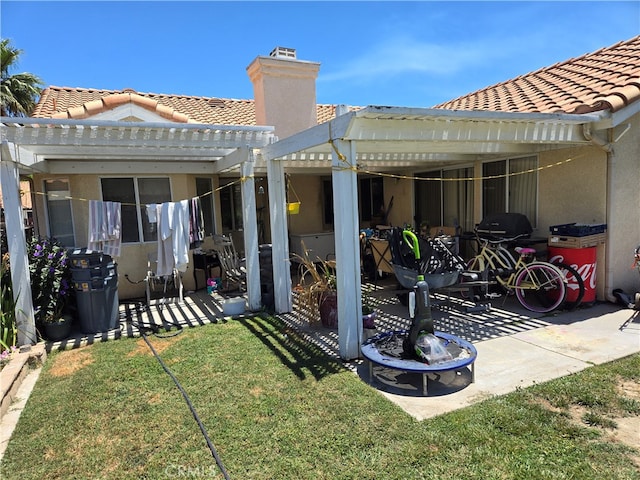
[286,175,327,234]
[537,146,608,300]
[537,146,607,232]
[383,178,414,228]
[285,174,415,234]
[606,113,640,296]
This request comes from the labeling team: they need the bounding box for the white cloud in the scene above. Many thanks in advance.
[319,35,516,86]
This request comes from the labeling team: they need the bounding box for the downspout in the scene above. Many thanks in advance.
[582,123,617,303]
[582,123,612,153]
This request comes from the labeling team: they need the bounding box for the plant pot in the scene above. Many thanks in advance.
[43,314,73,341]
[362,311,377,329]
[319,291,338,328]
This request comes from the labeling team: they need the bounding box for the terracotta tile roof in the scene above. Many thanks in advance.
[435,35,640,114]
[32,86,347,126]
[32,87,258,124]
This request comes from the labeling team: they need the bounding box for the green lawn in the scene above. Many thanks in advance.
[1,315,639,480]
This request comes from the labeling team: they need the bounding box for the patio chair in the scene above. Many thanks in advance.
[211,234,246,291]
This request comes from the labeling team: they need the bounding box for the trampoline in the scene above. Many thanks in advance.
[361,329,477,395]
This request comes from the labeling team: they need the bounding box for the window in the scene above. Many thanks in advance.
[219,181,243,232]
[414,167,474,233]
[359,177,385,222]
[321,176,385,226]
[322,179,334,226]
[482,156,537,226]
[101,177,171,243]
[44,179,75,247]
[196,178,215,236]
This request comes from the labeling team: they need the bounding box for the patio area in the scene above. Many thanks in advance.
[46,275,571,354]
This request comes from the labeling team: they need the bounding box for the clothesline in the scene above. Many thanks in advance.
[30,177,245,207]
[27,156,580,207]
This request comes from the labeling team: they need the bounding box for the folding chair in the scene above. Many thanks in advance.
[146,252,183,308]
[212,234,246,291]
[369,238,395,286]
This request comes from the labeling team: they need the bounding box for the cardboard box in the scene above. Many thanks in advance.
[548,233,606,248]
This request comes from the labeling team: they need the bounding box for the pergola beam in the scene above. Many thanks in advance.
[47,160,223,175]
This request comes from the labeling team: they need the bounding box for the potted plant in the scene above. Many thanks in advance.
[293,243,338,328]
[361,294,377,330]
[27,236,74,341]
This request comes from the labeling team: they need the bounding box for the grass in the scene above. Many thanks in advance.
[1,314,639,480]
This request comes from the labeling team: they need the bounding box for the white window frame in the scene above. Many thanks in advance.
[100,176,172,244]
[414,164,475,233]
[42,178,75,246]
[482,154,538,227]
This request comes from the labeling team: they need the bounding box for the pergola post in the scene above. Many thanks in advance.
[240,148,261,311]
[1,142,36,346]
[266,155,292,313]
[331,138,362,360]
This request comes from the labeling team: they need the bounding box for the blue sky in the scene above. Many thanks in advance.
[2,1,639,108]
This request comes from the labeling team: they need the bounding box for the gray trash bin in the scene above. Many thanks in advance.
[69,249,119,334]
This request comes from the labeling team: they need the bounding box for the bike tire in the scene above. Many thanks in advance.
[514,262,566,313]
[552,262,585,310]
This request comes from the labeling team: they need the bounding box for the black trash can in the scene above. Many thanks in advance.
[69,249,119,334]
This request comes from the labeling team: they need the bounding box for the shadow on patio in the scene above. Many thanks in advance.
[45,289,243,352]
[47,275,634,367]
[276,274,616,361]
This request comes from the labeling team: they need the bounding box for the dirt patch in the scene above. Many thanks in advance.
[49,348,94,377]
[566,403,640,467]
[619,379,640,399]
[126,335,183,358]
[249,386,264,397]
[567,378,640,466]
[612,378,640,451]
[530,377,640,466]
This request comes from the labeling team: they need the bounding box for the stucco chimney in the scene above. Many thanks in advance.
[247,47,320,139]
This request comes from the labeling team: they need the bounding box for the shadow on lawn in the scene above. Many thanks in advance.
[237,315,346,381]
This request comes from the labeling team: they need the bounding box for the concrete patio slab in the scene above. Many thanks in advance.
[351,301,640,421]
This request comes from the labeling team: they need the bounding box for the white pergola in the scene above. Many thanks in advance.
[1,117,276,346]
[2,107,607,358]
[261,106,607,360]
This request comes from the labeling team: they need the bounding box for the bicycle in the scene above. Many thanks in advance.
[463,233,567,313]
[547,261,585,310]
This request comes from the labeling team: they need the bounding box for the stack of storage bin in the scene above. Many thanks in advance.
[69,249,119,334]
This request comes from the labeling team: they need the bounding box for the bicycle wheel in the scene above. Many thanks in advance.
[552,262,585,310]
[514,263,566,313]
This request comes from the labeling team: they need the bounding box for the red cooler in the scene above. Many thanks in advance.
[548,246,597,304]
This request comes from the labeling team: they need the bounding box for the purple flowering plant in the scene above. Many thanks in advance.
[27,236,72,324]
